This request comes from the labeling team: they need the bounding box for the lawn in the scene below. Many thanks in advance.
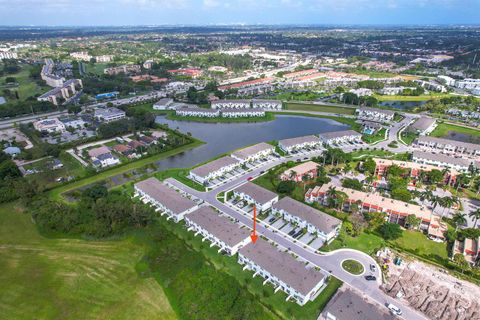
[374,93,452,102]
[341,259,364,275]
[362,128,387,144]
[0,64,50,101]
[285,102,356,115]
[430,122,480,139]
[322,232,385,255]
[388,230,449,261]
[399,131,418,145]
[85,62,110,76]
[273,111,358,129]
[0,202,176,320]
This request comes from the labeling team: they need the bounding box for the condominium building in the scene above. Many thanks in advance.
[231,142,275,162]
[134,177,198,222]
[153,98,174,110]
[94,107,126,123]
[356,107,395,122]
[306,183,446,240]
[33,118,66,133]
[211,99,251,109]
[252,99,283,110]
[278,135,322,153]
[453,237,479,266]
[281,161,319,182]
[272,197,342,242]
[70,51,92,61]
[221,108,265,118]
[233,182,279,212]
[37,79,83,105]
[96,55,114,63]
[104,64,141,75]
[238,238,329,306]
[185,206,251,255]
[349,88,373,97]
[176,108,220,118]
[407,117,437,135]
[218,77,274,92]
[455,79,480,90]
[0,51,18,60]
[189,156,241,184]
[319,130,362,146]
[412,150,472,173]
[415,136,480,157]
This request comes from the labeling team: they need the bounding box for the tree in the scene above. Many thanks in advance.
[276,180,295,194]
[468,209,480,228]
[391,188,412,202]
[427,169,444,184]
[380,223,403,240]
[455,173,469,191]
[453,253,470,274]
[289,170,297,180]
[405,214,421,230]
[452,212,467,231]
[386,164,406,177]
[341,178,363,191]
[362,158,376,175]
[364,211,386,231]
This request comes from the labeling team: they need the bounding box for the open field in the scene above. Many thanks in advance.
[430,122,480,139]
[285,102,356,115]
[0,65,50,101]
[374,93,452,102]
[0,202,176,320]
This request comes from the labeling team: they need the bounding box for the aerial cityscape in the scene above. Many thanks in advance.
[1,1,480,320]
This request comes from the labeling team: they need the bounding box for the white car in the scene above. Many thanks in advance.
[387,303,402,316]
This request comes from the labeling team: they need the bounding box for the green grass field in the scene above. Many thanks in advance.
[374,93,452,102]
[430,122,480,139]
[0,65,50,101]
[389,230,449,260]
[362,128,387,144]
[286,103,356,115]
[0,202,176,320]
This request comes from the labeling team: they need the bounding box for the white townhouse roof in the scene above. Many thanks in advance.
[186,206,250,247]
[190,156,240,178]
[278,135,320,149]
[357,107,395,117]
[221,108,265,114]
[412,150,472,168]
[409,117,436,132]
[134,177,196,215]
[272,197,341,235]
[239,238,327,296]
[231,142,274,160]
[234,182,278,205]
[319,130,362,140]
[417,136,480,153]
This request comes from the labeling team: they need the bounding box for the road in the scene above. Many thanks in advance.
[165,148,426,320]
[0,109,68,129]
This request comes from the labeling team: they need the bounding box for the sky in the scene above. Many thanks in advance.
[0,0,479,26]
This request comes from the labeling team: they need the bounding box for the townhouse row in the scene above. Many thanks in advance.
[415,136,480,158]
[175,107,266,118]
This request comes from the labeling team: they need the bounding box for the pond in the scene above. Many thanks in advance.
[443,131,480,144]
[379,100,428,110]
[153,114,349,170]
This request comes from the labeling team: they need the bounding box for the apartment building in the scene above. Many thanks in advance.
[356,107,395,122]
[104,64,141,75]
[189,156,241,184]
[221,108,265,118]
[94,107,126,123]
[218,77,274,92]
[278,135,322,153]
[415,136,480,157]
[281,161,319,182]
[349,88,373,97]
[231,142,275,162]
[185,206,251,256]
[319,130,362,146]
[233,182,279,212]
[252,99,283,110]
[408,117,437,135]
[70,51,92,61]
[176,108,220,118]
[134,177,198,222]
[37,79,83,105]
[307,183,446,240]
[153,98,174,110]
[373,158,459,185]
[0,51,18,59]
[238,238,328,306]
[453,237,479,266]
[272,197,342,243]
[33,118,66,133]
[211,99,251,109]
[412,150,472,173]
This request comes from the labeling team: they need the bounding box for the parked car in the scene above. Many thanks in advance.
[268,217,276,223]
[365,275,376,281]
[386,304,402,316]
[247,177,253,181]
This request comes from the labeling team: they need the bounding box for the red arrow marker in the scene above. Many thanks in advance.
[250,205,258,243]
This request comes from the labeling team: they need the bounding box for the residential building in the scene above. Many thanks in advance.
[231,142,275,162]
[218,77,274,92]
[272,197,342,242]
[412,150,472,173]
[0,51,18,59]
[185,206,251,255]
[379,87,414,95]
[283,69,318,79]
[221,108,265,118]
[88,146,120,168]
[59,117,85,129]
[281,161,319,182]
[153,98,174,110]
[454,79,480,90]
[437,75,456,86]
[307,183,446,240]
[415,136,480,157]
[134,177,198,222]
[143,60,154,69]
[278,135,322,153]
[104,64,141,76]
[96,55,113,63]
[189,156,241,184]
[70,51,92,61]
[321,287,396,320]
[130,75,167,83]
[319,130,362,146]
[414,80,446,93]
[37,79,83,105]
[373,158,459,185]
[113,144,133,156]
[233,182,279,212]
[3,146,21,157]
[238,238,328,306]
[211,99,251,109]
[356,107,395,122]
[349,88,373,97]
[453,237,479,266]
[252,99,282,110]
[407,117,437,135]
[176,108,220,118]
[358,120,383,135]
[33,118,66,133]
[94,107,126,123]
[167,68,203,78]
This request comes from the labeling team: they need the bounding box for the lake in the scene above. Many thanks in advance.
[443,131,480,144]
[153,114,349,170]
[379,100,428,110]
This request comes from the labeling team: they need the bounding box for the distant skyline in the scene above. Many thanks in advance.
[0,0,479,26]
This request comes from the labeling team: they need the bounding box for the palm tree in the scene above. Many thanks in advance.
[456,173,469,192]
[442,167,451,185]
[421,189,433,206]
[430,195,440,212]
[301,174,310,190]
[439,196,456,218]
[468,209,480,228]
[452,212,467,231]
[289,170,297,181]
